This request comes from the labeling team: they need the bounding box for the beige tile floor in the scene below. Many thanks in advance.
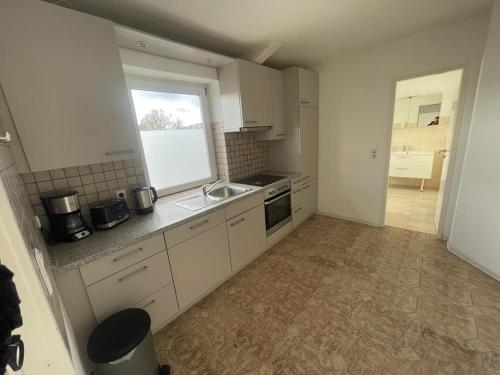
[385,186,439,234]
[154,215,500,374]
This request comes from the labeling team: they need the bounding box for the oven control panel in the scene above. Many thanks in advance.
[264,181,291,200]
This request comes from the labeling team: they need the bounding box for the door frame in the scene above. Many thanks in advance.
[380,64,469,239]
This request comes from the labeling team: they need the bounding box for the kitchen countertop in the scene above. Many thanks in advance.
[48,172,300,276]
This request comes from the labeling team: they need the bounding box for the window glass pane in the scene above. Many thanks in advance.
[130,89,213,191]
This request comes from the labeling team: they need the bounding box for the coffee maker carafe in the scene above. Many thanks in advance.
[41,191,92,242]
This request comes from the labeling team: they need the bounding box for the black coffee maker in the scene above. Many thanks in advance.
[41,190,92,242]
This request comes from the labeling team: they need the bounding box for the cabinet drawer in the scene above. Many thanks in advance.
[227,205,266,271]
[391,153,434,167]
[164,208,226,248]
[168,223,231,310]
[291,186,303,208]
[134,284,179,334]
[80,234,166,286]
[87,251,173,321]
[292,203,306,228]
[226,193,263,219]
[389,165,432,179]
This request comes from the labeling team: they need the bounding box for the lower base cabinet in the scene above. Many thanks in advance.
[167,223,232,310]
[227,204,266,272]
[292,178,318,227]
[134,284,179,334]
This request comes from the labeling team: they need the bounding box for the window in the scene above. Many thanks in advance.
[128,79,217,196]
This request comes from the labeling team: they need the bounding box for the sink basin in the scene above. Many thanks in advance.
[172,185,251,211]
[208,185,250,199]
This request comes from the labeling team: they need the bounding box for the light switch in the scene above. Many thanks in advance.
[370,148,378,159]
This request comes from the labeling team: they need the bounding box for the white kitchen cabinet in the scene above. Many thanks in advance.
[284,67,319,108]
[0,0,139,171]
[256,69,286,141]
[227,205,266,272]
[218,58,273,132]
[292,177,318,228]
[134,284,179,334]
[168,223,232,310]
[299,108,319,180]
[86,251,173,321]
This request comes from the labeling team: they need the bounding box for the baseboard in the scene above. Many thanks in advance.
[447,243,500,282]
[316,210,382,228]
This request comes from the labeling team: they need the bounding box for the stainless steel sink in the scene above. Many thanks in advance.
[172,185,250,211]
[208,185,250,199]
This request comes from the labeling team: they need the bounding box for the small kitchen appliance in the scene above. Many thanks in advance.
[90,199,130,230]
[132,186,158,214]
[41,190,92,242]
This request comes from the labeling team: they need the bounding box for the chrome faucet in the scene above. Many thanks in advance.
[202,180,222,195]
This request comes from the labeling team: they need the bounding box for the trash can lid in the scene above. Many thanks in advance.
[87,308,151,364]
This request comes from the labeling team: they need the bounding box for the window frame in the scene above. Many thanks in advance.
[127,76,218,197]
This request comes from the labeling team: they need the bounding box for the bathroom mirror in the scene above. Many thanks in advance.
[417,103,441,127]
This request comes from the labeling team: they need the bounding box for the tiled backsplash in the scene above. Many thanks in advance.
[21,159,146,227]
[212,122,269,181]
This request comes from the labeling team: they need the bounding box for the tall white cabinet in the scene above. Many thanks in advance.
[268,67,319,179]
[0,0,139,172]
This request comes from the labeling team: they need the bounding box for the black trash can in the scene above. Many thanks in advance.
[87,308,168,375]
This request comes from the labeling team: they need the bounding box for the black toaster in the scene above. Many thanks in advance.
[91,199,130,230]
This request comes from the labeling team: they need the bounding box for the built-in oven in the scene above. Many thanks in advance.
[263,181,292,236]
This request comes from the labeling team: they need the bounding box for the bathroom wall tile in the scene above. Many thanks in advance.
[80,174,94,185]
[90,163,103,174]
[102,162,114,172]
[64,167,79,177]
[34,170,51,182]
[93,172,105,183]
[67,176,82,188]
[52,178,69,190]
[37,180,54,193]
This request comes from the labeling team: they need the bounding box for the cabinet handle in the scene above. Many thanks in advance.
[189,219,210,230]
[230,218,246,227]
[293,189,302,194]
[276,133,286,137]
[301,176,310,182]
[303,184,311,189]
[0,131,11,144]
[245,120,258,124]
[112,247,144,262]
[300,100,310,104]
[118,265,148,282]
[141,299,156,310]
[294,207,303,213]
[105,150,134,156]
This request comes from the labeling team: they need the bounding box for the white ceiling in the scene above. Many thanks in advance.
[50,0,493,68]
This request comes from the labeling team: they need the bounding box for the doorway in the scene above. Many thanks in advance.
[384,69,464,235]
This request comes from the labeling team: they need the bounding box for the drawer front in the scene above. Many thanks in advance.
[227,205,266,271]
[164,208,226,248]
[168,223,231,310]
[292,203,306,228]
[389,165,432,179]
[225,193,263,219]
[134,284,179,334]
[291,186,303,208]
[292,176,303,187]
[87,251,173,321]
[80,234,166,286]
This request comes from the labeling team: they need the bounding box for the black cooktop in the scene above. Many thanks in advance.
[235,174,286,187]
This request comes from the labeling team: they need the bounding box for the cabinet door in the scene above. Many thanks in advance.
[302,179,318,219]
[0,0,138,171]
[299,107,319,179]
[292,203,306,228]
[238,59,273,127]
[227,205,266,272]
[298,68,319,107]
[271,70,286,137]
[168,223,231,310]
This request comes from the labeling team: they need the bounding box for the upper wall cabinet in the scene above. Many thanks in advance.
[0,0,139,172]
[284,67,319,108]
[256,69,286,141]
[218,59,273,132]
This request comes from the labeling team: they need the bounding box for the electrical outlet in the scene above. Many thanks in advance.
[115,190,127,199]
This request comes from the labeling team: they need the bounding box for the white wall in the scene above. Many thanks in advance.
[449,2,500,279]
[313,13,489,227]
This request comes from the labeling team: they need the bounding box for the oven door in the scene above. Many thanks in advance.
[264,190,291,236]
